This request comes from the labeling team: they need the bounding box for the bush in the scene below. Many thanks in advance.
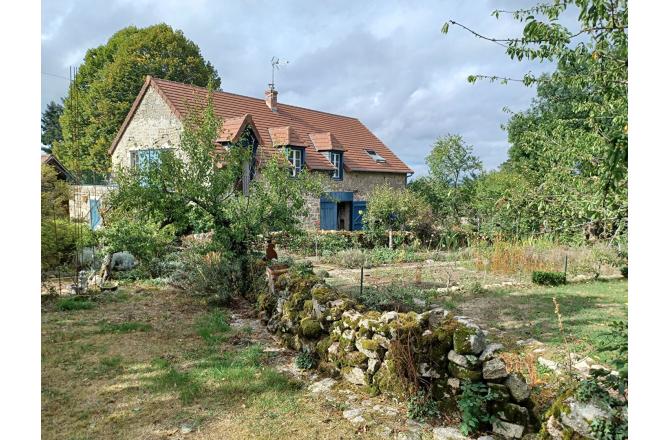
[97,217,176,269]
[353,284,435,312]
[323,248,368,268]
[531,270,567,286]
[295,350,317,370]
[620,266,627,278]
[407,389,439,422]
[457,381,497,436]
[41,219,95,272]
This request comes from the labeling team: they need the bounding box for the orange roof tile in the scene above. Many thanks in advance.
[110,76,413,174]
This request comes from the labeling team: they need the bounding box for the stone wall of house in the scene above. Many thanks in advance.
[258,267,536,439]
[302,170,408,230]
[111,85,184,170]
[69,184,115,228]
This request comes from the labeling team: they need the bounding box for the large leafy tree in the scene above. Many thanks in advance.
[41,101,64,154]
[108,85,321,292]
[54,24,221,176]
[410,134,482,222]
[443,0,627,241]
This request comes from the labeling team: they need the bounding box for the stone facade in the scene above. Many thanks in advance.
[111,86,184,169]
[303,170,407,230]
[69,184,115,229]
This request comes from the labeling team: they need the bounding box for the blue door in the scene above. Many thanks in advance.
[320,198,337,230]
[352,201,367,231]
[90,199,101,229]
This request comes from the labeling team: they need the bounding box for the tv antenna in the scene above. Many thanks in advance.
[269,56,289,91]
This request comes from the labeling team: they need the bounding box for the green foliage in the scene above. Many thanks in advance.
[531,271,567,286]
[41,219,94,272]
[195,310,231,345]
[620,266,627,278]
[109,85,321,296]
[290,260,315,277]
[98,321,152,334]
[457,381,497,436]
[427,134,483,189]
[407,389,439,422]
[596,320,628,381]
[55,23,220,174]
[41,101,63,153]
[364,185,433,242]
[281,231,362,256]
[443,1,627,243]
[56,297,94,311]
[353,284,435,312]
[295,350,317,370]
[590,413,628,440]
[97,214,176,267]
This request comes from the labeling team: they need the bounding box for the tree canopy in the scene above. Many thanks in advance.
[41,101,64,154]
[441,0,627,242]
[53,23,221,176]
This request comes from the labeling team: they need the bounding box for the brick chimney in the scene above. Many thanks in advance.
[265,87,278,112]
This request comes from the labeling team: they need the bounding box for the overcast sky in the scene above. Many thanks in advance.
[41,0,560,175]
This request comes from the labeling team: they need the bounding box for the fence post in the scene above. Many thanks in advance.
[360,265,364,296]
[564,255,568,276]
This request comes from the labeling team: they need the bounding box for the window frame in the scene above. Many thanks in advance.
[286,147,304,177]
[328,151,343,180]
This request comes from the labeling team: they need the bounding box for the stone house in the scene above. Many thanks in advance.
[107,75,413,230]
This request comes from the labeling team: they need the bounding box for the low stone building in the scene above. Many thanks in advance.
[106,75,413,230]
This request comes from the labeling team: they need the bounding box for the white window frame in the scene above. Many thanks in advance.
[329,151,342,180]
[287,147,303,177]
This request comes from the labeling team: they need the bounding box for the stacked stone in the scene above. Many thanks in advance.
[259,269,534,439]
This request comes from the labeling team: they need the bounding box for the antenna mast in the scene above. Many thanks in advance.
[269,56,289,91]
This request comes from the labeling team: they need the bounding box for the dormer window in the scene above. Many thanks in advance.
[365,149,386,163]
[286,147,304,177]
[327,151,343,180]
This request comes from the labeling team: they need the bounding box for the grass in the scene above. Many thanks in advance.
[98,321,152,334]
[56,297,94,311]
[195,310,231,345]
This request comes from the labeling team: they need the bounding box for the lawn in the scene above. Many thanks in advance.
[41,288,380,439]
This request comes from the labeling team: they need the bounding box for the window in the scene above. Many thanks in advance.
[365,149,386,163]
[286,147,303,177]
[326,151,343,180]
[130,148,165,170]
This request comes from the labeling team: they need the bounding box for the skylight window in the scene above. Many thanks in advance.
[365,149,386,163]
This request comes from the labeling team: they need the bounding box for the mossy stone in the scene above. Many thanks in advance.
[300,318,322,339]
[448,362,482,381]
[343,351,368,367]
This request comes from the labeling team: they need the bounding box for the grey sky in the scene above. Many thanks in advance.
[41,0,558,175]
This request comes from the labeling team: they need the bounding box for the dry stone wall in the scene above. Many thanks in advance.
[258,266,536,438]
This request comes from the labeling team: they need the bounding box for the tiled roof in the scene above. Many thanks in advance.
[110,76,413,174]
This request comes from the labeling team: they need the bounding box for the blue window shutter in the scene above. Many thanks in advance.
[90,199,101,229]
[320,198,337,230]
[352,201,367,231]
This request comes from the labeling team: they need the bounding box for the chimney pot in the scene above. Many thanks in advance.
[265,88,278,112]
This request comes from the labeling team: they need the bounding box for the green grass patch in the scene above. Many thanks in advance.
[146,344,300,406]
[98,321,152,334]
[195,310,231,345]
[56,297,94,311]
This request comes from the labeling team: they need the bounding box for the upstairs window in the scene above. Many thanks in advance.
[286,147,304,177]
[326,151,343,180]
[365,149,386,163]
[130,148,166,170]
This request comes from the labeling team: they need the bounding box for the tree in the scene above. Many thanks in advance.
[443,0,627,241]
[409,135,482,223]
[41,101,63,154]
[54,24,221,176]
[426,134,482,189]
[108,84,321,295]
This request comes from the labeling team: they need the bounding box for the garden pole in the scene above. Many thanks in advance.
[564,255,568,276]
[360,265,364,296]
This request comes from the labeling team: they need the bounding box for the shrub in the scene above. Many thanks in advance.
[295,350,317,370]
[56,297,94,311]
[457,381,497,436]
[407,389,439,422]
[531,270,567,286]
[41,219,95,272]
[97,217,176,269]
[620,266,627,278]
[324,248,368,268]
[353,284,435,312]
